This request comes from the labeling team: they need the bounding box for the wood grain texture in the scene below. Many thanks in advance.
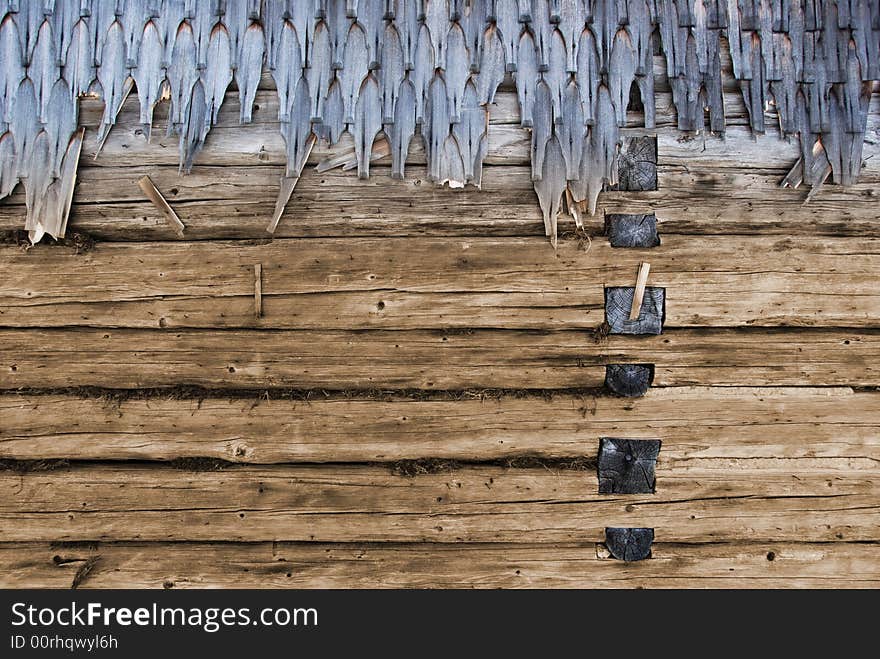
[2,541,876,589]
[136,176,185,238]
[1,12,877,591]
[0,463,876,543]
[0,328,876,390]
[2,236,877,329]
[2,387,876,464]
[3,164,878,241]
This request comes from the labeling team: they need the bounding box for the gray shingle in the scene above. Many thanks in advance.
[0,0,877,242]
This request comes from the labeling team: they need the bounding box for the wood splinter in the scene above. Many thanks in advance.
[316,138,391,173]
[254,263,263,320]
[629,261,651,320]
[137,176,185,238]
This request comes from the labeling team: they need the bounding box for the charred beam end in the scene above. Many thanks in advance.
[604,287,665,335]
[604,528,654,562]
[598,438,661,494]
[605,364,654,397]
[605,136,658,192]
[605,213,660,248]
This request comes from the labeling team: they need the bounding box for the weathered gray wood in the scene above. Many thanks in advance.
[598,438,662,494]
[0,0,878,282]
[132,19,162,134]
[235,23,264,123]
[534,134,566,242]
[6,162,880,240]
[353,75,382,178]
[452,80,487,185]
[605,286,665,335]
[605,528,654,561]
[515,31,537,126]
[606,213,660,247]
[604,363,654,397]
[607,136,657,191]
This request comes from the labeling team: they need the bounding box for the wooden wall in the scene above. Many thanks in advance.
[1,72,878,588]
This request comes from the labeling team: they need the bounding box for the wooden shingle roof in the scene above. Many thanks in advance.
[0,0,878,243]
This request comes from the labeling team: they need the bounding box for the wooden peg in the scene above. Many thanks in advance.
[137,175,185,237]
[629,261,651,321]
[254,263,263,319]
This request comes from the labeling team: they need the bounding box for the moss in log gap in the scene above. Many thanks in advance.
[50,541,99,552]
[0,456,599,473]
[0,459,70,473]
[559,227,598,252]
[0,230,96,253]
[592,321,612,344]
[6,386,614,403]
[169,457,230,472]
[391,456,597,477]
[70,557,101,590]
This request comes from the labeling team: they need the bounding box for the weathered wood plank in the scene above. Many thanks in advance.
[2,387,876,464]
[1,541,876,589]
[2,236,877,329]
[0,463,876,542]
[601,167,880,233]
[0,165,548,239]
[2,164,877,241]
[0,328,875,390]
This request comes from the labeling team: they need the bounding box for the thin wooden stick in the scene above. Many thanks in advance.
[59,128,86,238]
[267,135,316,234]
[137,175,185,237]
[254,263,263,320]
[629,261,651,321]
[317,137,390,172]
[267,176,298,234]
[340,139,391,171]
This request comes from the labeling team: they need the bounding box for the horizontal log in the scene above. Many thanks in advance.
[0,327,875,390]
[1,95,876,240]
[0,164,547,239]
[1,541,876,588]
[4,162,880,241]
[1,387,877,464]
[2,236,877,329]
[601,167,880,233]
[0,463,876,543]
